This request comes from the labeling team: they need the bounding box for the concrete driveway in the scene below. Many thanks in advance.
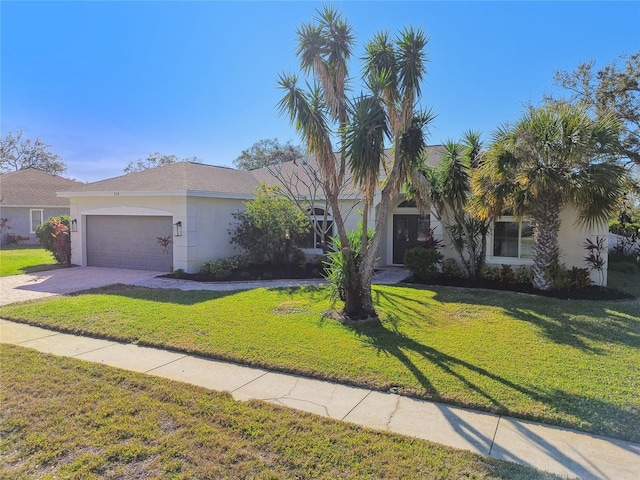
[0,267,162,306]
[0,266,406,306]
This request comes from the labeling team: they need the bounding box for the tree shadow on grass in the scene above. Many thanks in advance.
[343,314,640,443]
[377,284,640,352]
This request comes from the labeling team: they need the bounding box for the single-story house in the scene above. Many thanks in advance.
[59,148,610,285]
[0,168,83,244]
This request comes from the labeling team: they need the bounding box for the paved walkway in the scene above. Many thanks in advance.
[0,265,408,306]
[1,267,639,479]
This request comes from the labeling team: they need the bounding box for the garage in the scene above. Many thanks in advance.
[86,215,173,271]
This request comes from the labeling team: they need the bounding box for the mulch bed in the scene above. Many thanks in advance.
[403,275,635,301]
[163,263,326,283]
[163,264,634,301]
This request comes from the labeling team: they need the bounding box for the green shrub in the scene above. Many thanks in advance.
[403,247,443,281]
[483,265,500,282]
[229,184,310,265]
[173,268,186,279]
[35,216,71,265]
[441,258,465,278]
[200,256,245,280]
[609,261,640,274]
[324,224,373,302]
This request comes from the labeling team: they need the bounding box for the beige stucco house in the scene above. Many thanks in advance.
[58,153,610,285]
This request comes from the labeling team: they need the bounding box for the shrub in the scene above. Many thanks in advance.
[290,248,307,268]
[200,256,244,280]
[35,216,71,265]
[229,184,311,265]
[404,247,443,281]
[441,258,465,278]
[609,261,639,274]
[566,267,593,289]
[324,224,373,302]
[514,265,534,284]
[173,268,186,279]
[483,265,500,282]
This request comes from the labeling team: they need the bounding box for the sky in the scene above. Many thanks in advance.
[2,1,639,183]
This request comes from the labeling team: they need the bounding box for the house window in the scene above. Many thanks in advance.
[300,208,333,249]
[492,220,533,259]
[30,209,44,233]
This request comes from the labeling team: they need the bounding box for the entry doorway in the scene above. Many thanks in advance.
[392,214,430,264]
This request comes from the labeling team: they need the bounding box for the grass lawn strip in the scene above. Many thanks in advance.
[0,344,560,479]
[1,284,638,442]
[0,245,61,276]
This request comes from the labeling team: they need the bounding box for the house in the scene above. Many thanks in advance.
[0,168,83,244]
[59,151,610,285]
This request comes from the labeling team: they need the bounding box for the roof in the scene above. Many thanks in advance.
[0,168,83,207]
[61,161,260,197]
[60,146,446,199]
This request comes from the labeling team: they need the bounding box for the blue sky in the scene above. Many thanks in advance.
[2,1,639,183]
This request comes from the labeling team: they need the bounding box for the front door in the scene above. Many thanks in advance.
[393,214,430,264]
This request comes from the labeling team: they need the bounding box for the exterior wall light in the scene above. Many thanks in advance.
[174,221,182,237]
[71,219,78,232]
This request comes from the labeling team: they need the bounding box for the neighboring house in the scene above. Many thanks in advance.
[59,151,610,285]
[0,168,83,245]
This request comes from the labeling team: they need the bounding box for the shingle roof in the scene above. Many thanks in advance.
[0,168,83,207]
[61,146,446,198]
[63,161,260,196]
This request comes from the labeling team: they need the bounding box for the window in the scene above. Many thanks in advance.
[492,220,533,259]
[30,209,44,233]
[300,208,333,249]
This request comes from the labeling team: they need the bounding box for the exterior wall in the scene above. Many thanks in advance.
[485,204,609,286]
[0,206,70,244]
[68,195,180,270]
[182,197,246,273]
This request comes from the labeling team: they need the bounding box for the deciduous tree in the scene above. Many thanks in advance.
[0,130,66,175]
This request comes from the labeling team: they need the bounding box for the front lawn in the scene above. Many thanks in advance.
[0,244,62,276]
[0,345,557,479]
[1,284,638,442]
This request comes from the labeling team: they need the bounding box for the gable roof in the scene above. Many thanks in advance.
[60,162,260,198]
[60,146,447,199]
[0,168,83,207]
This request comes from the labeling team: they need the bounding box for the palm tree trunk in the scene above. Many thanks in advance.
[532,198,562,291]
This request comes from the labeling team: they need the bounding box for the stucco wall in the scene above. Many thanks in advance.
[0,206,71,244]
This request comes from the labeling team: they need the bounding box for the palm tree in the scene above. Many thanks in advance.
[475,103,626,290]
[278,7,432,319]
[409,131,491,280]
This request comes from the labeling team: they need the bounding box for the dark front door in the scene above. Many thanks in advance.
[393,214,430,264]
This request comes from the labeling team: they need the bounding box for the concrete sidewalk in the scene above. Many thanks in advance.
[1,319,638,480]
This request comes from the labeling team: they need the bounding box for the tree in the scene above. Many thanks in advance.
[278,6,432,319]
[229,183,311,265]
[124,152,201,173]
[233,138,304,170]
[0,130,66,175]
[474,103,626,290]
[553,52,640,166]
[410,132,491,281]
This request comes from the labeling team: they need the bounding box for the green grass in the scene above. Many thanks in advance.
[2,284,638,442]
[0,244,62,276]
[0,345,558,479]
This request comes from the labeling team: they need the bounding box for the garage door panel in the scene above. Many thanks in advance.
[86,216,172,271]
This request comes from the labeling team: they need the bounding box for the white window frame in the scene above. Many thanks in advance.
[30,209,44,233]
[489,217,534,264]
[300,207,334,251]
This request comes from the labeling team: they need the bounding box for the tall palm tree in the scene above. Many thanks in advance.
[278,8,432,319]
[475,103,625,290]
[409,131,490,280]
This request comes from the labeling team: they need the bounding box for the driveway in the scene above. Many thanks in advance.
[0,267,162,306]
[1,266,408,306]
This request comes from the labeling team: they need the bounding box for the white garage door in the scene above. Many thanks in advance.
[86,215,173,271]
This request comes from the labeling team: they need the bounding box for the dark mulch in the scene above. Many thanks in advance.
[404,275,636,301]
[164,264,634,301]
[163,263,326,283]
